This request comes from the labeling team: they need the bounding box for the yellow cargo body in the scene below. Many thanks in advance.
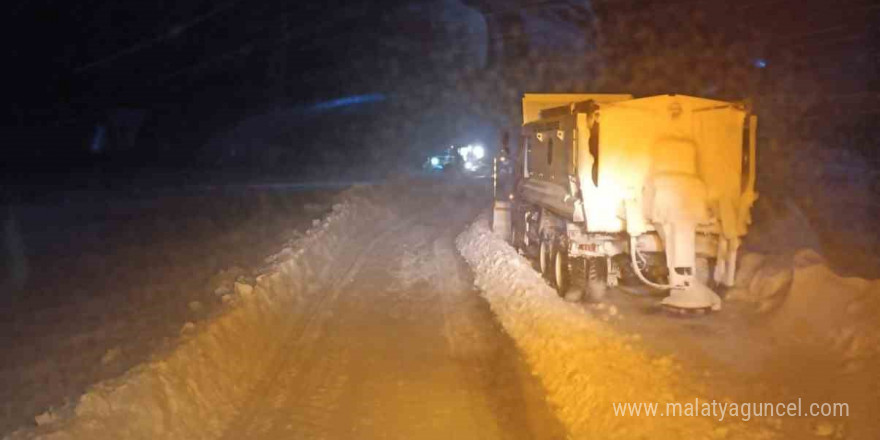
[513,93,758,308]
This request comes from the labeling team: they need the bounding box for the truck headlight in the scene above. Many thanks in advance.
[473,145,485,159]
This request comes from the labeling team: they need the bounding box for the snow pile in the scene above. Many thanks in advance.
[727,248,880,438]
[731,249,880,374]
[726,253,795,313]
[781,265,880,374]
[456,215,775,439]
[5,185,397,440]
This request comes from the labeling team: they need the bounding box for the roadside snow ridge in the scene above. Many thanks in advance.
[456,215,777,439]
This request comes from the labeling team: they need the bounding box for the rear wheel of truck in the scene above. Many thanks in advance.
[510,210,525,251]
[554,247,571,298]
[569,257,607,302]
[557,249,589,302]
[539,239,554,282]
[585,257,607,301]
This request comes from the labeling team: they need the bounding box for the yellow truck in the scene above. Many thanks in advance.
[497,93,758,310]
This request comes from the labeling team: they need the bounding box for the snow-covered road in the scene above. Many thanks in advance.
[6,181,563,440]
[215,183,563,439]
[6,179,879,440]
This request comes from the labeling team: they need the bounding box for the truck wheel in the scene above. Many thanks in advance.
[555,248,582,301]
[585,257,607,301]
[510,211,525,251]
[554,247,568,295]
[539,239,554,282]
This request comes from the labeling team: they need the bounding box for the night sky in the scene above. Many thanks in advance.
[4,0,878,182]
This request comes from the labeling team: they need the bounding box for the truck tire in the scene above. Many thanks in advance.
[554,247,570,297]
[557,249,588,302]
[585,257,607,301]
[510,211,525,251]
[539,239,554,282]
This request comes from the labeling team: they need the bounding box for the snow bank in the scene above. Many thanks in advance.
[732,249,880,373]
[726,249,880,438]
[456,215,777,439]
[5,186,398,440]
[780,265,880,372]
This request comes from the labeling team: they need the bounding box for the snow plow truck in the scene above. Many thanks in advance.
[493,93,758,311]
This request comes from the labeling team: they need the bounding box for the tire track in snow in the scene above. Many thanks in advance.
[218,198,450,439]
[218,187,563,440]
[431,228,567,440]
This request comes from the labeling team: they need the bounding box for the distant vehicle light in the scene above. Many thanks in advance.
[473,145,485,159]
[464,161,477,171]
[430,157,440,166]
